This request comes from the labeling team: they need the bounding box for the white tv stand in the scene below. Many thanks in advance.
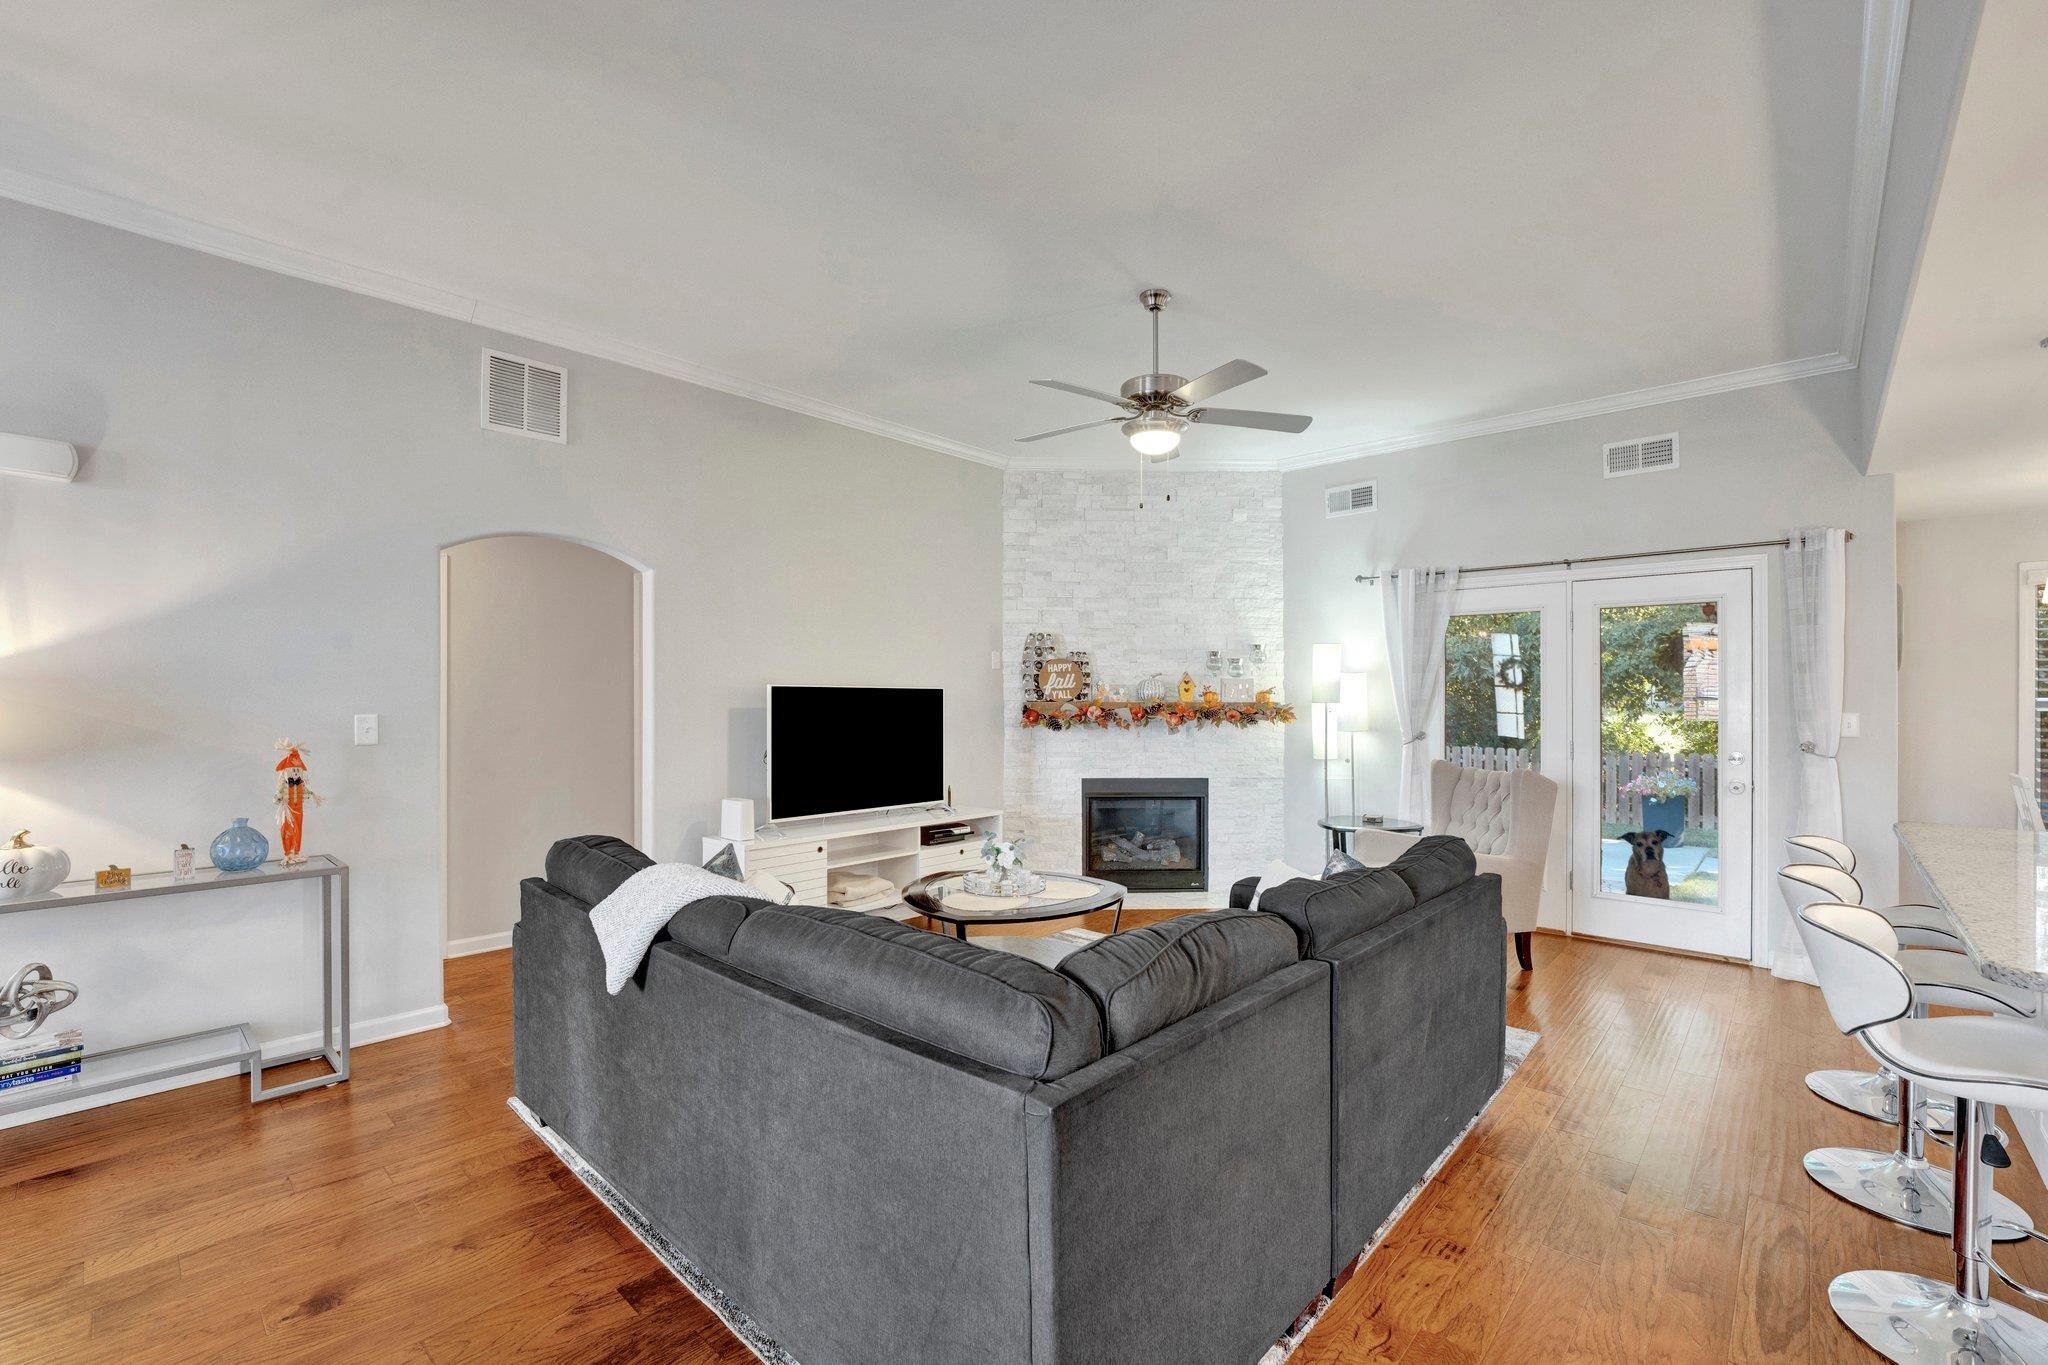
[704,806,1003,918]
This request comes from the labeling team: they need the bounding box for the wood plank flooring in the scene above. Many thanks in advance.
[3,921,2044,1362]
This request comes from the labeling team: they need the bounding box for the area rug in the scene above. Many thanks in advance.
[510,1023,1539,1365]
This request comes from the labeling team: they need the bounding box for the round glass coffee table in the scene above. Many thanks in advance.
[902,872,1126,940]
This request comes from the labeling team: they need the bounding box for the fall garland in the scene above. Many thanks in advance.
[1021,698,1297,732]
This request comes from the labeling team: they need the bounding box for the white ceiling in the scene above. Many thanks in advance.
[1869,0,2048,518]
[0,2,1892,469]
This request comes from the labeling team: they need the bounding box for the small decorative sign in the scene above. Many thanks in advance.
[95,865,133,891]
[1037,657,1084,702]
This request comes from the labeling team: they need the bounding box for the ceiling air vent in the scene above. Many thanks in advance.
[1603,433,1677,479]
[1325,480,1377,517]
[481,350,567,442]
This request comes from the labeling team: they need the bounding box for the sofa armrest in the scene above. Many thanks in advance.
[1228,875,1261,909]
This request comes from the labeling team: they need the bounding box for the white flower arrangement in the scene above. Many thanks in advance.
[981,834,1028,873]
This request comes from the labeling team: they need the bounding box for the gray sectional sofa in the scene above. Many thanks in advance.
[513,833,1505,1365]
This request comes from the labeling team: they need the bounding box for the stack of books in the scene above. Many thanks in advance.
[0,1028,84,1093]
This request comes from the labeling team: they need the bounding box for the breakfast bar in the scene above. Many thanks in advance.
[1895,821,2048,1166]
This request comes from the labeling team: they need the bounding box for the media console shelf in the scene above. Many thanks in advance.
[705,807,1002,918]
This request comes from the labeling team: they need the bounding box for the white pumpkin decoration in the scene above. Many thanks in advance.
[0,831,70,902]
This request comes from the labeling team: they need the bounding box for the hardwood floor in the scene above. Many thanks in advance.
[3,923,2044,1362]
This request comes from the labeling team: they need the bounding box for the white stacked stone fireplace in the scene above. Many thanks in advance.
[1002,468,1284,899]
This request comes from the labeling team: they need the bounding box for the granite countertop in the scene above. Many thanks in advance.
[1895,822,2048,991]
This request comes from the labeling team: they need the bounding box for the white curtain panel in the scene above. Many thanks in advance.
[1380,566,1460,823]
[1773,526,1848,984]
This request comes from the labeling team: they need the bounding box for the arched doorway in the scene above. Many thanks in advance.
[440,534,649,956]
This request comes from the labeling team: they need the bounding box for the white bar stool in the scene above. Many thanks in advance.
[1787,833,1857,872]
[1799,902,2048,1363]
[1782,861,1966,1125]
[1804,926,2037,1237]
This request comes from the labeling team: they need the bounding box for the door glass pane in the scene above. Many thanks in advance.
[1443,611,1540,771]
[1598,603,1719,904]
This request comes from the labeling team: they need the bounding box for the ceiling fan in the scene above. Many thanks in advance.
[1017,288,1312,460]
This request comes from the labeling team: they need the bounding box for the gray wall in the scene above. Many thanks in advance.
[1281,372,1901,950]
[1897,509,2048,828]
[0,197,1002,1093]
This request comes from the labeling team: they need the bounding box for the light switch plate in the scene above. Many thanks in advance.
[354,713,380,745]
[1840,712,1860,738]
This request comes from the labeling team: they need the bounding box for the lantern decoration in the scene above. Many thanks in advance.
[274,739,325,866]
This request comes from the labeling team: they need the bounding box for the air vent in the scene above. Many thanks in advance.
[481,350,567,442]
[1603,433,1677,478]
[1324,480,1377,517]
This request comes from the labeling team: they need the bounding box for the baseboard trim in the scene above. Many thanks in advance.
[0,1003,451,1130]
[445,930,513,958]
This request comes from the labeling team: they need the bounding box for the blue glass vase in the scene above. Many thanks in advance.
[210,817,270,872]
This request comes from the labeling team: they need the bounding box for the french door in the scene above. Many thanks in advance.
[1432,565,1758,958]
[1568,570,1754,958]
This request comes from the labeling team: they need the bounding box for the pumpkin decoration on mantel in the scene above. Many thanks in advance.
[0,831,72,902]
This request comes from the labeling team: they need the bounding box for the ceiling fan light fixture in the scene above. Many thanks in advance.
[1123,413,1185,457]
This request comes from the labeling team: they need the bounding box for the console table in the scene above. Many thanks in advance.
[0,854,349,1120]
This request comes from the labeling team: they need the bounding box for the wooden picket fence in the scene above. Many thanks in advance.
[1445,745,1718,830]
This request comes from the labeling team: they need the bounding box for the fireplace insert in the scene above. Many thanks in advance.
[1081,778,1208,891]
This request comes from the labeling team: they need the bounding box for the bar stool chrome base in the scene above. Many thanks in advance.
[1806,1148,2034,1240]
[1807,1068,1954,1132]
[1828,1268,2048,1363]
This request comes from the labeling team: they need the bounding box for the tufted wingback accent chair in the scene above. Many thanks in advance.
[1348,760,1559,972]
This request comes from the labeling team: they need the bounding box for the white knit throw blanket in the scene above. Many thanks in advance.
[589,863,756,994]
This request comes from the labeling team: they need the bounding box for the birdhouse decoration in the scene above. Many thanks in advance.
[274,739,325,866]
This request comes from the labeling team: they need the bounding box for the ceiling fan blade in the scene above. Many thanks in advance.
[1015,416,1128,443]
[1030,379,1130,407]
[1171,359,1267,404]
[1188,406,1313,434]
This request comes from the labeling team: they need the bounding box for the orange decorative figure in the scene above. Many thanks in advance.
[274,739,324,866]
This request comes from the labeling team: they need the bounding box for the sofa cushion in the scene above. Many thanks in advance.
[1057,910,1301,1051]
[545,835,653,907]
[1387,835,1477,903]
[1255,868,1414,955]
[670,894,774,960]
[723,905,1102,1080]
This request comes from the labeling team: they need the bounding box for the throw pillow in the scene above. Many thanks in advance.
[703,843,743,880]
[745,868,797,905]
[1249,859,1315,911]
[1322,847,1369,877]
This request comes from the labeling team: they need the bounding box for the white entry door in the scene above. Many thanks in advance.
[1569,569,1754,958]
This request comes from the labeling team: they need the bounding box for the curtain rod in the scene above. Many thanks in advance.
[1351,532,1854,584]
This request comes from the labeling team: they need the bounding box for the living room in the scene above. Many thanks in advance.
[5,3,2048,1362]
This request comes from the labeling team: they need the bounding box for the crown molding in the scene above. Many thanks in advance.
[0,166,1009,471]
[0,0,1903,480]
[1270,350,1856,472]
[1841,0,1911,365]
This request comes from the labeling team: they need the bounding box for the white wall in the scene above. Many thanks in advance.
[1897,510,2048,827]
[1282,373,1900,948]
[1003,469,1284,890]
[444,535,638,952]
[0,198,1002,1114]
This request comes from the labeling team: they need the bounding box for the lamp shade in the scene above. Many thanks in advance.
[1310,643,1343,703]
[1337,671,1370,733]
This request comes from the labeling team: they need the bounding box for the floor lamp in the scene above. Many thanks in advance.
[1311,644,1343,821]
[1338,671,1370,822]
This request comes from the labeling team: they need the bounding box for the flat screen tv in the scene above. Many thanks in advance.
[767,685,944,821]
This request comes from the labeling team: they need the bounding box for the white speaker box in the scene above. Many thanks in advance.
[720,798,756,841]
